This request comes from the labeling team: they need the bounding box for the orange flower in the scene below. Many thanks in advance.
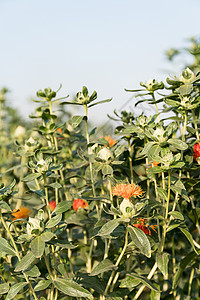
[133,218,157,236]
[72,199,89,212]
[193,142,200,161]
[104,136,116,147]
[57,128,62,133]
[100,135,116,147]
[49,201,56,211]
[12,207,31,220]
[112,183,144,200]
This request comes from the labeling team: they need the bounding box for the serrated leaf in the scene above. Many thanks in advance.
[120,275,140,289]
[6,282,27,300]
[34,279,51,291]
[0,237,17,256]
[53,201,72,214]
[46,214,62,228]
[14,251,35,272]
[53,278,93,299]
[98,219,119,237]
[128,225,151,258]
[89,259,117,276]
[0,283,9,294]
[156,253,169,277]
[31,236,45,258]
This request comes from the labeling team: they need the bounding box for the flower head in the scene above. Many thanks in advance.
[12,207,31,220]
[49,201,56,211]
[193,142,200,162]
[133,218,157,236]
[112,183,144,200]
[103,136,116,147]
[73,199,89,212]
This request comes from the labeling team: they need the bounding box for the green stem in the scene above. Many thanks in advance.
[104,228,129,295]
[188,267,194,297]
[43,174,51,219]
[0,213,38,300]
[128,139,134,183]
[192,110,199,140]
[152,92,160,121]
[43,251,54,281]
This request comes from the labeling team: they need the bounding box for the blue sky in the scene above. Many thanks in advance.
[1,0,200,124]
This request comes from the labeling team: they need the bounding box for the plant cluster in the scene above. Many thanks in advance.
[0,40,200,299]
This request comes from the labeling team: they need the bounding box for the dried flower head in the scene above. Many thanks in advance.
[193,142,200,162]
[73,199,89,212]
[112,183,144,200]
[12,207,31,220]
[133,218,157,236]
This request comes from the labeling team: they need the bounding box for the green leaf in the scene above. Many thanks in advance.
[168,211,184,221]
[156,253,169,277]
[71,115,84,128]
[6,282,27,300]
[150,283,161,300]
[48,182,62,189]
[98,219,119,237]
[0,201,12,211]
[34,279,52,291]
[172,251,197,289]
[168,138,188,150]
[22,173,40,182]
[53,201,72,214]
[0,237,17,256]
[102,165,113,176]
[123,273,159,292]
[31,236,45,258]
[40,231,55,242]
[88,98,112,108]
[128,225,151,258]
[120,275,140,289]
[46,213,62,228]
[140,142,156,157]
[26,265,41,277]
[14,251,35,272]
[89,259,117,276]
[0,283,9,294]
[157,188,167,201]
[179,228,198,254]
[53,278,93,299]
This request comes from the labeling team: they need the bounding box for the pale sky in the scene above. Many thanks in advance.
[1,0,200,124]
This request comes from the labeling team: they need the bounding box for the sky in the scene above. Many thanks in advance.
[1,0,200,125]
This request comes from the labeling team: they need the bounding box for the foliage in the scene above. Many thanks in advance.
[0,39,200,299]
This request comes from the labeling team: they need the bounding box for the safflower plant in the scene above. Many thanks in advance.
[0,40,200,300]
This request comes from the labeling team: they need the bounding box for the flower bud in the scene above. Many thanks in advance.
[26,217,44,236]
[97,148,114,161]
[120,198,135,218]
[14,126,26,139]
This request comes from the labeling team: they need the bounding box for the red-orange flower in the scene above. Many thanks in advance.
[12,207,31,220]
[133,218,157,236]
[103,136,116,147]
[49,201,56,211]
[57,128,62,133]
[193,142,200,161]
[112,183,144,200]
[72,199,89,212]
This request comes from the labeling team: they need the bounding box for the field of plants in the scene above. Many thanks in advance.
[0,38,200,300]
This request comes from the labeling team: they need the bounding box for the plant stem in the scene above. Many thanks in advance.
[43,174,51,219]
[104,228,129,295]
[192,110,199,140]
[128,139,134,183]
[0,213,38,300]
